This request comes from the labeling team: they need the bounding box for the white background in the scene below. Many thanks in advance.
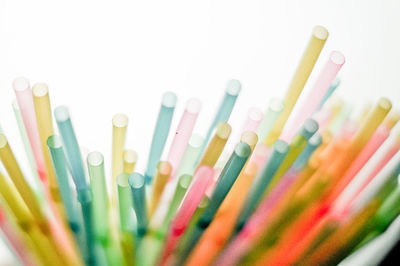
[0,0,399,264]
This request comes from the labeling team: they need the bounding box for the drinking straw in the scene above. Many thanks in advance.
[327,102,353,134]
[54,106,96,265]
[267,118,319,190]
[123,149,137,174]
[0,134,45,226]
[12,101,40,185]
[129,173,148,236]
[12,77,46,179]
[149,161,172,217]
[281,51,345,141]
[234,140,289,231]
[175,142,251,262]
[264,26,328,145]
[87,152,110,243]
[117,173,135,266]
[0,208,37,266]
[32,83,63,208]
[240,131,258,153]
[257,99,284,143]
[197,80,241,162]
[145,92,177,184]
[47,135,80,232]
[292,133,323,170]
[160,166,214,263]
[185,163,258,266]
[111,114,128,202]
[197,122,231,167]
[150,134,203,230]
[315,77,341,111]
[241,107,263,133]
[167,98,201,179]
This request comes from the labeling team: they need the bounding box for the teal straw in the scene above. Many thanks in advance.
[292,133,322,170]
[54,105,96,265]
[177,142,251,261]
[315,77,341,111]
[129,173,148,237]
[145,92,177,184]
[235,140,289,231]
[87,152,110,243]
[196,80,241,163]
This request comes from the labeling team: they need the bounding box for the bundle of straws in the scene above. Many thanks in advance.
[0,25,399,266]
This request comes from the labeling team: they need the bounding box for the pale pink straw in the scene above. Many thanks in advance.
[241,107,263,133]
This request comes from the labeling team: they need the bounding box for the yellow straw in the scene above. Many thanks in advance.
[265,26,328,145]
[198,122,232,167]
[149,161,172,217]
[32,83,66,219]
[123,149,137,174]
[112,114,128,204]
[240,131,258,152]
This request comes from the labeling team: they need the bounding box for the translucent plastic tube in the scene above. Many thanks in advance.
[87,152,110,242]
[265,26,329,145]
[292,133,323,170]
[32,83,60,197]
[198,122,231,167]
[129,173,148,236]
[257,99,284,143]
[160,166,214,263]
[281,51,345,141]
[167,98,201,179]
[12,101,40,184]
[197,80,241,161]
[112,114,128,202]
[13,77,46,179]
[149,162,172,217]
[145,92,177,184]
[47,136,80,232]
[123,149,137,174]
[242,107,263,133]
[315,77,341,111]
[235,140,289,231]
[177,142,251,261]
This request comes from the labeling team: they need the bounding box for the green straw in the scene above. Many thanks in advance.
[175,134,204,179]
[267,118,319,190]
[235,139,289,232]
[257,99,285,143]
[129,173,148,237]
[145,92,177,184]
[176,142,251,261]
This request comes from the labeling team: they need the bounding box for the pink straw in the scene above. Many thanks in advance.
[0,208,37,266]
[281,51,345,141]
[241,107,263,133]
[12,77,46,180]
[167,98,201,180]
[160,166,214,264]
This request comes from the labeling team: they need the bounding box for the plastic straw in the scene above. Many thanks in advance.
[149,162,172,217]
[257,99,284,143]
[315,77,341,111]
[265,26,328,145]
[281,51,345,141]
[123,149,137,174]
[197,80,241,162]
[12,77,46,179]
[241,107,263,133]
[129,173,148,236]
[145,92,177,184]
[167,98,201,179]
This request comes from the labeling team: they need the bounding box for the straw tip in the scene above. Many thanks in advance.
[117,173,130,187]
[302,119,319,139]
[0,134,7,148]
[274,139,289,154]
[269,98,285,112]
[312,25,329,40]
[235,142,251,158]
[32,82,49,97]
[189,134,204,148]
[12,77,30,92]
[378,97,392,112]
[309,133,323,147]
[112,113,129,127]
[162,91,177,108]
[123,150,138,163]
[185,98,202,114]
[178,174,192,189]
[330,51,345,65]
[47,135,62,148]
[216,122,232,139]
[248,107,263,122]
[129,173,145,189]
[226,79,242,96]
[87,152,104,166]
[157,161,172,176]
[54,106,70,122]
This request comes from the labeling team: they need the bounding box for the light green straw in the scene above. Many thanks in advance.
[257,98,285,143]
[175,134,204,178]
